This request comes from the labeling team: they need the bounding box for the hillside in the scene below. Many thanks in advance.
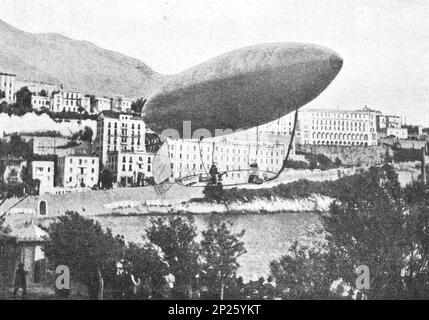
[0,19,164,98]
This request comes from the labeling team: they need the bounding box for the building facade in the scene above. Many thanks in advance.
[51,91,83,113]
[290,108,378,146]
[30,161,54,194]
[166,137,288,185]
[106,150,154,186]
[81,95,93,114]
[96,112,146,166]
[0,72,16,104]
[28,136,71,156]
[31,95,51,110]
[386,127,408,140]
[94,97,112,113]
[57,155,99,188]
[376,114,402,131]
[112,97,133,113]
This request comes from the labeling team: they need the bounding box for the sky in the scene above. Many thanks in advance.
[1,0,428,125]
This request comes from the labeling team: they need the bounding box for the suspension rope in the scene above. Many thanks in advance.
[176,109,300,188]
[268,108,299,181]
[197,138,209,176]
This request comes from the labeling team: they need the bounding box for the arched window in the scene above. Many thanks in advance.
[39,200,48,216]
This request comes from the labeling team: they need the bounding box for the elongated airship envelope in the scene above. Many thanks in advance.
[143,43,343,138]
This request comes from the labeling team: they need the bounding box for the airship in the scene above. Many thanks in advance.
[143,42,343,138]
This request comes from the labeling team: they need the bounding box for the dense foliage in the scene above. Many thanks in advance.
[270,164,429,299]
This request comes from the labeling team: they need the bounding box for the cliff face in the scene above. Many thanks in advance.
[0,19,165,98]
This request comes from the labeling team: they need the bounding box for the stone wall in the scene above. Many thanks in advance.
[296,144,392,166]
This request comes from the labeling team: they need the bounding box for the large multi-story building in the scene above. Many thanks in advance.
[166,137,288,185]
[0,72,16,104]
[30,161,54,194]
[275,108,378,146]
[57,155,99,188]
[96,112,146,166]
[106,150,154,186]
[51,91,83,113]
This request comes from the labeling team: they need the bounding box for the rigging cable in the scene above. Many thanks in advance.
[176,109,300,188]
[268,108,299,181]
[197,137,209,176]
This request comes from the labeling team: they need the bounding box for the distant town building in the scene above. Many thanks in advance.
[15,80,60,96]
[30,161,54,194]
[106,150,154,186]
[281,107,378,146]
[386,127,408,140]
[376,114,402,131]
[258,113,296,136]
[57,155,99,188]
[31,95,51,110]
[51,91,83,113]
[96,112,146,165]
[93,97,112,113]
[112,96,133,113]
[27,136,71,156]
[81,95,93,114]
[0,72,16,104]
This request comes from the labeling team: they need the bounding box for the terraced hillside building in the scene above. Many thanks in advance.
[30,161,54,194]
[57,155,99,188]
[0,72,16,104]
[96,111,146,166]
[51,91,83,113]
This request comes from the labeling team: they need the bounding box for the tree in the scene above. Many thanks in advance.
[39,89,48,97]
[145,216,201,299]
[270,241,338,299]
[121,242,169,299]
[72,126,93,142]
[131,98,146,114]
[99,169,114,189]
[15,87,33,114]
[269,164,429,299]
[200,221,246,299]
[81,126,93,142]
[322,164,407,299]
[0,134,32,159]
[44,212,125,299]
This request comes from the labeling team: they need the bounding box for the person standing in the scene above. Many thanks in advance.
[13,263,27,298]
[209,163,220,185]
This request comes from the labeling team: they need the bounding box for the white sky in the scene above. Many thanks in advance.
[1,0,428,125]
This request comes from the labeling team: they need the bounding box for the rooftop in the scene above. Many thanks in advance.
[0,72,16,77]
[8,223,49,243]
[98,110,143,121]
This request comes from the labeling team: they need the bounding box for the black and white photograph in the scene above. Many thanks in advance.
[0,0,428,307]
